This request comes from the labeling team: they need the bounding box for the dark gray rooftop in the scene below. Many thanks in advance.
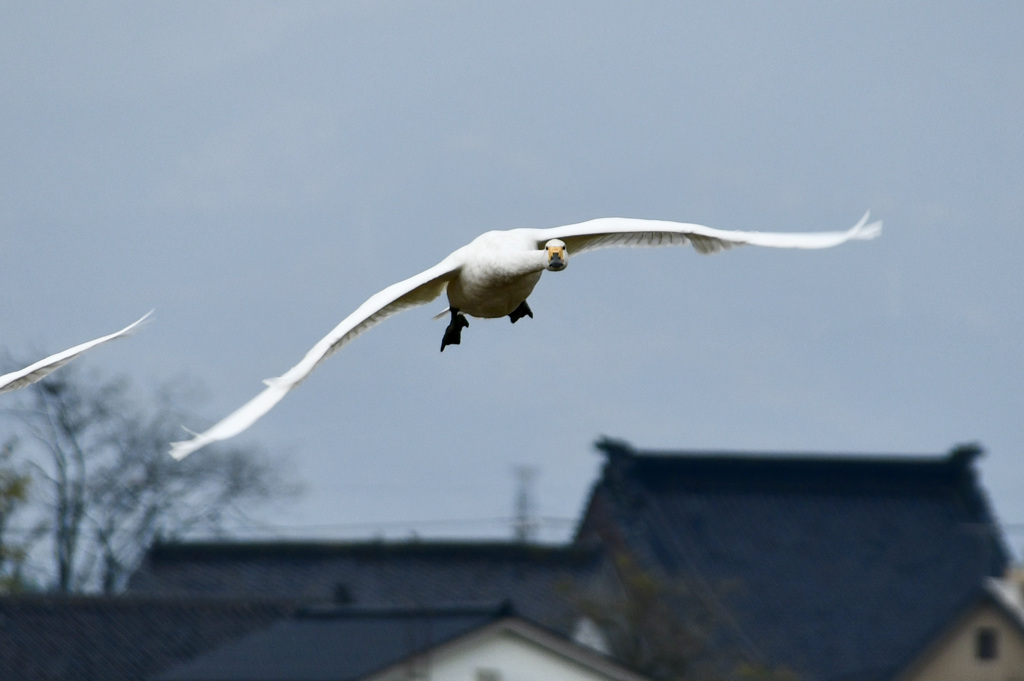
[128,540,604,633]
[122,440,1011,680]
[154,604,508,681]
[575,440,1011,681]
[0,595,294,681]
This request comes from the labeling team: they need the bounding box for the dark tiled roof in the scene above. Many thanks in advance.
[128,541,603,633]
[574,439,1011,681]
[0,595,294,681]
[154,604,508,681]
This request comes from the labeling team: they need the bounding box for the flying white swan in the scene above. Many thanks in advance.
[0,311,152,395]
[170,213,881,459]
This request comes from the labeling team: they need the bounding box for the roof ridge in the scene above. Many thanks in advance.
[596,437,983,466]
[146,538,602,561]
[298,600,514,619]
[0,593,298,609]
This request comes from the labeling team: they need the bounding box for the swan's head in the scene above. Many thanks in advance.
[545,239,568,271]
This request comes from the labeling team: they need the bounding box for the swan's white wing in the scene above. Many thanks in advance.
[0,311,152,395]
[530,211,882,256]
[169,255,463,460]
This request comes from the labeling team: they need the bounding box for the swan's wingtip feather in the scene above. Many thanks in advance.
[168,440,199,461]
[863,220,883,239]
[168,425,208,460]
[850,211,882,240]
[123,309,155,334]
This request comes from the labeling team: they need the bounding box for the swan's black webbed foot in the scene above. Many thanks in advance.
[508,300,533,324]
[440,309,470,352]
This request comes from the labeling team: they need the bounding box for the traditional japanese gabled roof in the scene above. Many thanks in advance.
[128,540,603,633]
[574,439,1011,681]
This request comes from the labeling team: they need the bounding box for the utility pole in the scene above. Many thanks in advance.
[512,465,538,544]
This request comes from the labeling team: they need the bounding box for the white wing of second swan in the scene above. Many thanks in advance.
[0,311,153,395]
[169,255,463,460]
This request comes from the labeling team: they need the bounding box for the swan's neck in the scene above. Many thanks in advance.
[466,231,550,279]
[499,249,549,277]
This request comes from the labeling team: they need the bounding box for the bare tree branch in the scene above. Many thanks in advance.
[1,365,298,593]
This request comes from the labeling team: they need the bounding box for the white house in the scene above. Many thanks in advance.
[156,603,652,681]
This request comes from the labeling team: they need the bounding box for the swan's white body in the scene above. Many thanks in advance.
[446,230,550,318]
[170,213,881,460]
[0,311,151,395]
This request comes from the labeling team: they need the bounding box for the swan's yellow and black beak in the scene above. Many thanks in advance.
[546,241,567,271]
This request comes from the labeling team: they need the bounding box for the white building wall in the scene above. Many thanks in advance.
[367,627,637,681]
[900,604,1024,681]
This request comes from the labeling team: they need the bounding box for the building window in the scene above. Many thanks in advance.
[976,627,998,661]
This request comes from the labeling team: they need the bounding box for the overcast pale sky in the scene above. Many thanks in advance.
[2,3,1022,552]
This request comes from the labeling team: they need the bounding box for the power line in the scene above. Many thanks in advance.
[228,515,577,535]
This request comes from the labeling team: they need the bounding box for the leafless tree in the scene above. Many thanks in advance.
[3,366,296,593]
[569,552,798,681]
[0,437,35,591]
